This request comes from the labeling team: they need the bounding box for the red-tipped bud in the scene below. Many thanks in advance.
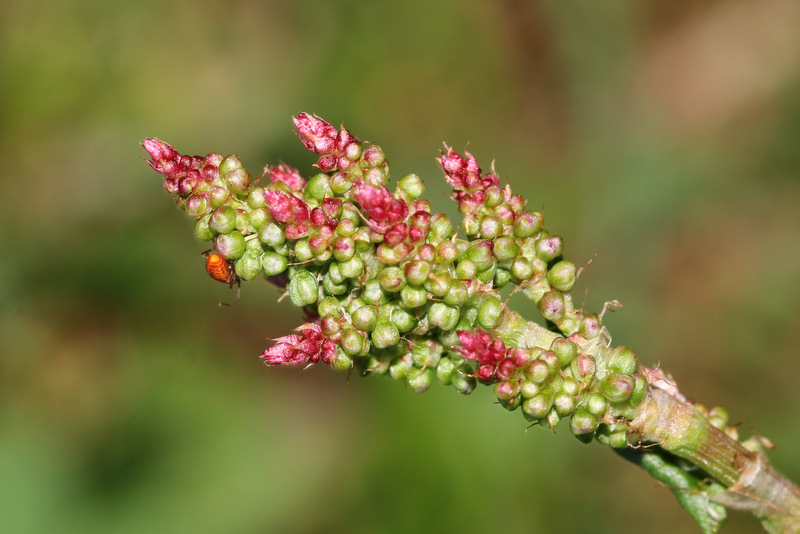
[352,180,409,231]
[293,113,338,154]
[262,323,338,366]
[264,190,310,225]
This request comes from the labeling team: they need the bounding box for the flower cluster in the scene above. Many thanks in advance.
[142,113,736,446]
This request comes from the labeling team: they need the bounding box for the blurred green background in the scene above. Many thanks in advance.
[2,1,799,533]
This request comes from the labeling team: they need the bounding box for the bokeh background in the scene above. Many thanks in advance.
[2,1,799,533]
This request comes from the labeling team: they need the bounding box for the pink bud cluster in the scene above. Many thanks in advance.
[456,329,528,382]
[262,323,337,365]
[143,138,222,196]
[294,112,363,172]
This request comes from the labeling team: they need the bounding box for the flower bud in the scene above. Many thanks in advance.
[363,279,387,305]
[322,272,348,295]
[407,367,434,393]
[609,346,638,375]
[510,256,533,280]
[262,251,288,277]
[423,271,452,298]
[428,302,460,331]
[435,356,456,385]
[537,290,566,322]
[214,230,246,259]
[586,392,608,416]
[535,235,563,262]
[450,369,476,395]
[553,390,577,416]
[351,306,378,332]
[332,351,353,371]
[208,186,228,209]
[476,295,502,330]
[304,173,331,201]
[601,372,635,403]
[210,206,237,235]
[288,269,319,307]
[372,320,400,349]
[194,215,214,242]
[444,280,468,307]
[570,355,596,383]
[391,307,417,333]
[400,285,428,309]
[479,216,501,239]
[379,266,406,292]
[259,222,286,248]
[569,408,599,439]
[340,328,366,356]
[513,211,542,238]
[455,260,477,280]
[293,238,313,262]
[226,168,252,197]
[522,392,552,421]
[398,173,424,199]
[430,212,454,240]
[546,260,576,292]
[389,354,412,380]
[317,296,340,318]
[404,260,431,286]
[492,236,520,262]
[465,240,494,271]
[550,338,578,367]
[526,359,550,384]
[234,251,262,281]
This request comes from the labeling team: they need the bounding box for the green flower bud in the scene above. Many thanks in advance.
[247,187,267,209]
[398,173,424,199]
[629,374,647,407]
[526,359,550,384]
[327,262,346,285]
[435,241,459,264]
[450,368,476,395]
[372,320,400,349]
[522,392,553,421]
[455,260,477,280]
[322,272,348,296]
[317,296,340,318]
[510,256,533,280]
[288,269,318,307]
[330,171,353,195]
[332,351,353,371]
[609,346,638,375]
[535,235,563,263]
[333,257,359,279]
[226,168,252,197]
[569,408,599,440]
[571,355,596,383]
[519,380,540,399]
[479,216,501,239]
[293,238,313,262]
[210,205,237,235]
[546,260,576,292]
[537,290,565,322]
[208,185,228,209]
[262,251,288,277]
[493,236,520,262]
[400,285,428,309]
[340,328,366,356]
[407,367,433,393]
[601,372,635,403]
[247,208,269,230]
[186,194,210,218]
[430,213,454,240]
[553,390,577,416]
[586,392,608,416]
[477,295,502,330]
[423,271,451,298]
[234,251,262,281]
[305,173,331,201]
[551,338,578,367]
[436,356,456,385]
[389,355,412,380]
[404,260,431,286]
[259,222,286,248]
[379,266,406,292]
[513,211,542,238]
[476,262,497,284]
[194,214,214,242]
[444,280,468,307]
[219,155,243,177]
[466,241,494,271]
[332,236,356,262]
[484,186,503,208]
[463,213,480,236]
[493,268,512,288]
[215,230,246,260]
[391,307,416,333]
[428,302,460,331]
[494,380,520,401]
[352,305,378,332]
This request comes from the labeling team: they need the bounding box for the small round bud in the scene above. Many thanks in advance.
[455,260,477,280]
[466,241,494,271]
[436,356,456,385]
[317,296,340,318]
[322,272,348,295]
[609,346,638,375]
[330,171,353,195]
[428,302,460,331]
[226,168,252,197]
[259,222,286,248]
[553,390,577,416]
[351,306,378,332]
[629,374,647,407]
[546,260,576,292]
[234,251,262,281]
[292,238,313,262]
[379,266,406,292]
[288,269,318,307]
[262,251,288,277]
[450,370,476,395]
[194,215,214,242]
[332,351,353,371]
[332,236,356,262]
[513,211,542,238]
[492,236,520,262]
[398,173,425,198]
[522,393,553,421]
[519,380,540,399]
[363,279,387,305]
[372,320,400,349]
[407,367,434,393]
[535,235,563,262]
[423,272,451,298]
[214,230,246,260]
[430,213,454,240]
[400,285,428,309]
[208,185,228,208]
[479,216,501,239]
[210,206,237,235]
[569,408,599,439]
[247,187,267,209]
[304,173,331,201]
[404,260,431,286]
[526,359,550,384]
[493,268,512,288]
[443,280,468,307]
[219,155,243,177]
[477,295,502,330]
[389,355,412,380]
[586,392,608,416]
[340,328,366,356]
[571,355,596,383]
[510,256,533,280]
[550,338,578,367]
[601,372,635,403]
[434,241,459,264]
[391,308,416,333]
[537,290,566,322]
[338,257,363,279]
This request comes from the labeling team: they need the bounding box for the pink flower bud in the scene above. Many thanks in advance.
[261,323,338,366]
[268,164,305,192]
[352,180,409,232]
[293,113,338,154]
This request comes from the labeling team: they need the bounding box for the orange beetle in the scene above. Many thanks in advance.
[202,250,240,306]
